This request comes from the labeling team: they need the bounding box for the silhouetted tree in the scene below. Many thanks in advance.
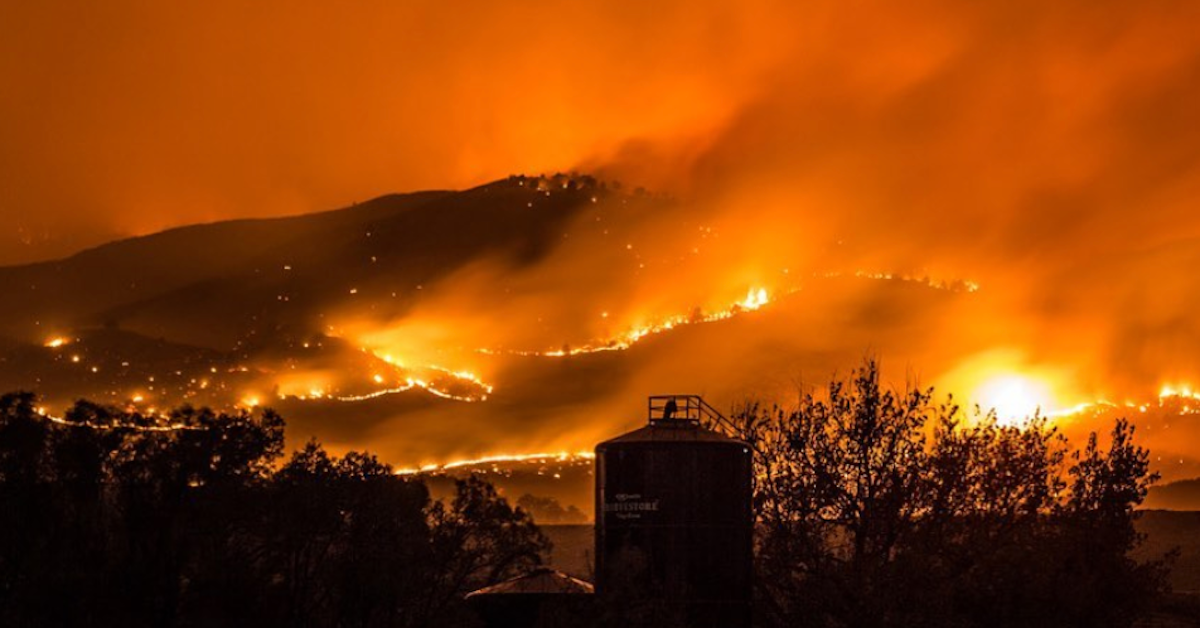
[0,396,547,628]
[248,442,439,628]
[720,360,1169,628]
[423,476,550,621]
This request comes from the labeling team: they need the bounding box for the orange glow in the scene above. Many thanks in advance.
[973,375,1055,425]
[825,271,981,293]
[3,0,1200,484]
[1160,384,1200,401]
[273,354,494,404]
[394,451,594,476]
[938,350,1084,426]
[487,285,781,358]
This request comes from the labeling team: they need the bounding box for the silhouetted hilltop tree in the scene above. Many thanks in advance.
[720,360,1170,628]
[0,394,546,628]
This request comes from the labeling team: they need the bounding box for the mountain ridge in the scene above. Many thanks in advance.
[0,176,612,345]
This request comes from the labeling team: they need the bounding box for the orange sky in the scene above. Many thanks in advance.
[0,0,783,262]
[4,1,1194,267]
[3,2,1200,385]
[4,0,1200,473]
[0,1,1195,258]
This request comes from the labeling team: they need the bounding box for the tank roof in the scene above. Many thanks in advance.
[597,395,747,447]
[465,568,594,598]
[599,420,745,446]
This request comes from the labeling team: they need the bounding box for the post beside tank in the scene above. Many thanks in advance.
[594,395,753,628]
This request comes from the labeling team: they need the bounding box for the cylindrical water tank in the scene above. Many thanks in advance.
[594,396,753,628]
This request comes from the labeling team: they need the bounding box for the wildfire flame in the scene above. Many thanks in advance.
[486,286,782,358]
[394,451,594,476]
[973,374,1056,426]
[389,381,1200,472]
[276,357,495,404]
[1159,384,1200,401]
[32,407,204,432]
[829,270,981,293]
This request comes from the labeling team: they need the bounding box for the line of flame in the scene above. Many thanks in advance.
[824,270,981,293]
[394,451,595,475]
[34,407,205,432]
[485,287,781,358]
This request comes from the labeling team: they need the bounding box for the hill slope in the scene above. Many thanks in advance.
[3,174,1198,495]
[0,178,603,347]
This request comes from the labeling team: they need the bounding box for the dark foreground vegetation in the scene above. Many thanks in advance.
[0,357,1190,628]
[718,361,1179,628]
[0,393,546,627]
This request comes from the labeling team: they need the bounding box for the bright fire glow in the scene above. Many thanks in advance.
[481,274,974,360]
[44,337,70,348]
[489,286,781,358]
[32,406,203,432]
[974,375,1055,425]
[742,287,769,309]
[827,270,981,293]
[941,350,1078,426]
[394,451,594,476]
[275,354,495,404]
[1160,384,1200,401]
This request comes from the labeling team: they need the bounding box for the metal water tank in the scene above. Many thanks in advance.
[595,395,753,628]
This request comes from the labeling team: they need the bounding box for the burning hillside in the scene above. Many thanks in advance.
[0,173,1197,504]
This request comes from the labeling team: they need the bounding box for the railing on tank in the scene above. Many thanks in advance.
[648,395,728,426]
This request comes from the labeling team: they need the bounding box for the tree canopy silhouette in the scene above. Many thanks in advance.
[0,393,546,628]
[720,359,1170,628]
